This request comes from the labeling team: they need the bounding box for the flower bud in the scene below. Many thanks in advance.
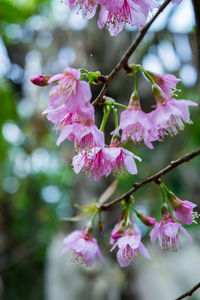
[137,213,156,227]
[30,75,52,86]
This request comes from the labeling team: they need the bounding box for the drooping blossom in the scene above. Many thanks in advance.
[150,96,198,137]
[98,0,158,36]
[110,219,151,267]
[48,67,91,113]
[149,72,180,98]
[108,146,141,175]
[111,95,159,149]
[150,204,192,252]
[65,0,99,19]
[61,230,104,267]
[167,192,197,225]
[72,144,141,180]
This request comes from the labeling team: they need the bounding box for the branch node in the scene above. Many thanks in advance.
[154,178,162,185]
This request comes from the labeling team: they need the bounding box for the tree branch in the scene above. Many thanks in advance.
[101,146,200,209]
[92,0,172,105]
[175,282,200,300]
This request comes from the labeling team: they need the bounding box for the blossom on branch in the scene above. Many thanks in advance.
[167,192,197,225]
[98,0,158,36]
[150,204,192,251]
[66,0,99,19]
[149,72,180,98]
[150,83,198,138]
[112,94,159,149]
[72,144,141,180]
[48,67,91,113]
[61,230,104,267]
[110,219,151,267]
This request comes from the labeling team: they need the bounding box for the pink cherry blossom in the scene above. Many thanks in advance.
[150,206,192,251]
[110,222,151,267]
[150,72,180,98]
[167,193,197,225]
[48,67,91,113]
[72,145,141,180]
[98,0,158,36]
[112,107,159,149]
[66,0,99,19]
[150,98,198,137]
[43,101,104,150]
[174,200,197,225]
[72,147,112,180]
[61,230,104,267]
[108,146,141,175]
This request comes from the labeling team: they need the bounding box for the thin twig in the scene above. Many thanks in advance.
[175,282,200,300]
[101,147,200,209]
[92,0,172,105]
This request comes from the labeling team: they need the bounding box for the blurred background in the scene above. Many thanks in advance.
[0,0,200,299]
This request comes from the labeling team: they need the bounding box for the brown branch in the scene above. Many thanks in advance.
[101,146,200,209]
[92,0,172,105]
[175,282,200,300]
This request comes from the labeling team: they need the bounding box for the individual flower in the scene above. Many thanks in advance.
[167,192,197,225]
[98,0,158,36]
[48,67,91,113]
[150,95,198,137]
[66,0,99,19]
[43,100,104,149]
[110,219,151,267]
[108,146,141,175]
[72,143,141,180]
[72,147,112,180]
[61,230,104,267]
[150,204,192,251]
[149,72,180,98]
[112,94,159,149]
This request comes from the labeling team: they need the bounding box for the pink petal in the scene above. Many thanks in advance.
[179,224,193,242]
[139,242,151,260]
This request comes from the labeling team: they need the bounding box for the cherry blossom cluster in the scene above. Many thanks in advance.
[64,0,182,36]
[28,0,200,273]
[30,32,197,269]
[31,65,197,183]
[61,185,197,268]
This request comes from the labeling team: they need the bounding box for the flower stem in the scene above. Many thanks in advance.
[138,66,156,85]
[160,183,168,204]
[111,105,119,129]
[100,105,111,132]
[133,71,138,92]
[88,209,99,228]
[112,102,127,109]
